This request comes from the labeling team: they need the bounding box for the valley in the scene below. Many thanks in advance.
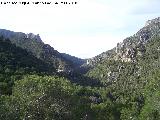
[0,17,160,120]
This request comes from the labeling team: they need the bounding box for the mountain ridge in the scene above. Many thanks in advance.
[86,17,160,67]
[0,17,160,119]
[0,29,86,73]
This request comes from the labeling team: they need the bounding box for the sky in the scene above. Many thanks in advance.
[0,0,160,58]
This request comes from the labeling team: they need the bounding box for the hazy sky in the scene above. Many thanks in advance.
[0,0,160,58]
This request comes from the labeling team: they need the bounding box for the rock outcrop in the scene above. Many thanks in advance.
[0,29,75,73]
[86,17,160,66]
[0,29,42,42]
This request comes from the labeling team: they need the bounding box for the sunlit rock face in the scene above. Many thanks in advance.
[26,33,42,42]
[86,17,160,66]
[145,17,160,27]
[0,29,43,43]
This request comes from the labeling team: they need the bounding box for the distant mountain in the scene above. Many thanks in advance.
[0,29,81,73]
[61,53,86,67]
[0,17,160,120]
[0,29,42,42]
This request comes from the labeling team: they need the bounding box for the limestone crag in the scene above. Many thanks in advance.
[0,29,42,42]
[86,17,160,66]
[0,29,76,73]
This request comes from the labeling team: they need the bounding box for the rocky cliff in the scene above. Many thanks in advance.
[0,29,76,73]
[86,17,160,66]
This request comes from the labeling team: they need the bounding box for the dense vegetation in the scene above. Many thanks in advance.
[0,75,97,120]
[0,29,74,72]
[0,17,160,119]
[86,34,160,119]
[0,36,101,120]
[0,36,56,95]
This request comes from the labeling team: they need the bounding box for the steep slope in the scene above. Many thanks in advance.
[61,53,86,67]
[86,17,160,67]
[0,36,55,73]
[0,36,56,95]
[86,17,160,119]
[0,17,160,120]
[0,36,99,119]
[0,29,75,73]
